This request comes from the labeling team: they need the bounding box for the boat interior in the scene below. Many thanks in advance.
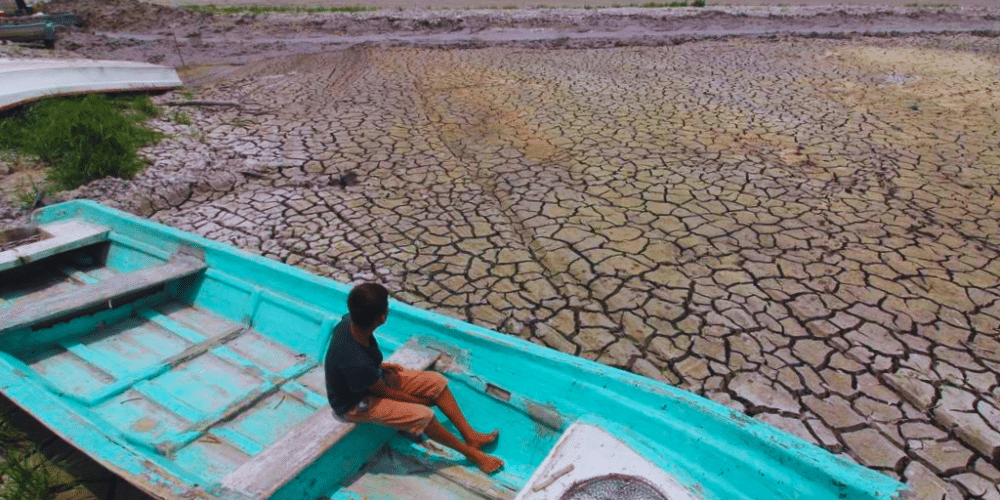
[0,203,906,500]
[0,216,564,500]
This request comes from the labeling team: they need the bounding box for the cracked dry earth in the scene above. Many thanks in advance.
[4,17,1000,500]
[139,35,1000,499]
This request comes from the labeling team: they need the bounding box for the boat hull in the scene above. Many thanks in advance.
[0,58,182,111]
[0,200,909,500]
[0,20,54,47]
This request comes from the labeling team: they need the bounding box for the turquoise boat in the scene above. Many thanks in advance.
[0,200,910,500]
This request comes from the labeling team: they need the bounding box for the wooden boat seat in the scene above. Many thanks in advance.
[220,341,442,500]
[0,220,109,273]
[0,255,206,335]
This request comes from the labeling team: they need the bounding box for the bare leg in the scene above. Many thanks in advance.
[424,417,503,474]
[434,387,498,449]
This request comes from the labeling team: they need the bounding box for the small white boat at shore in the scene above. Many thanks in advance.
[0,57,182,111]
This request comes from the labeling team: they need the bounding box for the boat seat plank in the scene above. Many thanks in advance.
[220,340,441,500]
[0,220,109,273]
[0,257,206,335]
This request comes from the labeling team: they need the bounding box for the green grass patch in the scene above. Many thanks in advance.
[183,4,377,15]
[0,94,163,192]
[0,447,56,500]
[13,178,45,211]
[0,404,56,500]
[169,110,192,126]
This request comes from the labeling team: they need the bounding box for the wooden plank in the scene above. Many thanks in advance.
[146,354,314,455]
[0,220,109,272]
[56,264,101,285]
[134,380,206,424]
[75,320,247,406]
[138,309,207,344]
[381,444,517,500]
[220,340,441,500]
[0,257,206,335]
[211,427,267,457]
[281,380,328,410]
[61,340,134,379]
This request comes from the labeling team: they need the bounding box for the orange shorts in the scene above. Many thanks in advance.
[342,369,447,435]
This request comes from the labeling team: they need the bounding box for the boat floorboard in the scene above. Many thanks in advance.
[338,445,497,500]
[1,256,206,335]
[0,249,105,309]
[16,299,331,486]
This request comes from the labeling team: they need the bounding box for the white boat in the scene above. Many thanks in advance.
[0,57,182,111]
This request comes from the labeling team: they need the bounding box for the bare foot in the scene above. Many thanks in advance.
[468,449,504,475]
[465,429,499,450]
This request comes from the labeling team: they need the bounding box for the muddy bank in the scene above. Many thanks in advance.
[155,0,1000,10]
[4,2,995,68]
[40,0,213,31]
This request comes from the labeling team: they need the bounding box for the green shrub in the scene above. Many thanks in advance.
[0,94,163,191]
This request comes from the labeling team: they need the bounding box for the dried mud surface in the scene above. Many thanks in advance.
[3,2,1000,500]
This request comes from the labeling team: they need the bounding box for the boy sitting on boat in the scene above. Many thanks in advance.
[324,282,504,474]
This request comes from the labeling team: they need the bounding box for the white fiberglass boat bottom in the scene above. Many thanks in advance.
[0,58,182,111]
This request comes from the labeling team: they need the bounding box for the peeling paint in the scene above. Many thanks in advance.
[524,401,564,431]
[132,417,158,433]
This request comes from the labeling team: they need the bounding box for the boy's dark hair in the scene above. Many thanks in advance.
[347,283,389,329]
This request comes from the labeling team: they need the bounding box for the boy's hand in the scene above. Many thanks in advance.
[382,363,403,387]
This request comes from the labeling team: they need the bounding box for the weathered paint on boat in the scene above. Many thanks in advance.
[0,58,182,111]
[0,200,910,500]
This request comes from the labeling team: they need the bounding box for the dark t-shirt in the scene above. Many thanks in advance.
[324,315,384,415]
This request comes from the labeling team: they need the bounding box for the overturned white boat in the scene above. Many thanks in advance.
[0,58,182,111]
